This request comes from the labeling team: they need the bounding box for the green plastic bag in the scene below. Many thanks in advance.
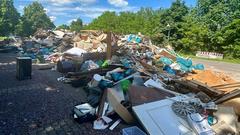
[120,80,131,93]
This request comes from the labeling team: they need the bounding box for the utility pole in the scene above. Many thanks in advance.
[167,24,171,45]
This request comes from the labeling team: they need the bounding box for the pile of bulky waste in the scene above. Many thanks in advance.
[7,30,240,135]
[10,29,112,64]
[0,37,18,53]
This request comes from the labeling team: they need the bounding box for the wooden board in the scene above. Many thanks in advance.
[97,89,108,117]
[106,32,112,60]
[158,49,176,61]
[174,79,224,98]
[107,89,135,124]
[128,85,175,106]
[215,89,240,104]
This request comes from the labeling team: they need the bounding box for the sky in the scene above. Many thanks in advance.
[14,0,197,26]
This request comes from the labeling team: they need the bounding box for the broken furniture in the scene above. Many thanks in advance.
[132,96,196,135]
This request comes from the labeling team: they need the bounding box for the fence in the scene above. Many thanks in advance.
[196,51,224,59]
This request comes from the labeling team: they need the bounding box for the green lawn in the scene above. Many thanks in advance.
[180,53,240,64]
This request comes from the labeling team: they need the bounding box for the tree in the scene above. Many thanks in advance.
[16,1,55,36]
[179,14,210,53]
[86,12,118,32]
[195,0,240,57]
[15,17,32,37]
[56,24,70,30]
[117,11,142,34]
[155,0,188,49]
[85,0,240,58]
[0,0,20,36]
[220,19,240,58]
[70,18,83,32]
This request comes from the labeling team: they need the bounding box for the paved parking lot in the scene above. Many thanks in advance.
[0,53,124,135]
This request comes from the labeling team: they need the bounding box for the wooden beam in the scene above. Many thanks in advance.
[106,32,112,60]
[215,89,240,104]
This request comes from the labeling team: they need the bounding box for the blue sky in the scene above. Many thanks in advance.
[14,0,197,26]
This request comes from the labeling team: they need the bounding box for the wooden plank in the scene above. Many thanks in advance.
[215,89,240,104]
[212,82,240,88]
[211,82,240,92]
[128,85,175,106]
[106,32,112,60]
[107,89,135,124]
[158,49,177,61]
[190,80,224,96]
[174,79,224,97]
[97,89,108,117]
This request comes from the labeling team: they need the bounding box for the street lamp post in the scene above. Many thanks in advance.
[167,24,171,45]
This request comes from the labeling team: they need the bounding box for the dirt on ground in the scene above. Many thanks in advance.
[185,70,238,92]
[193,59,240,81]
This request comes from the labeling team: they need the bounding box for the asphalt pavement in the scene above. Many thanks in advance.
[0,53,124,135]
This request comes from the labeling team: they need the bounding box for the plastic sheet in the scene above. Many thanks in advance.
[80,60,99,71]
[163,65,176,75]
[160,57,173,65]
[193,64,205,70]
[176,57,192,67]
[127,34,142,43]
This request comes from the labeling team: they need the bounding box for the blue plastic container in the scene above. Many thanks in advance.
[122,126,146,135]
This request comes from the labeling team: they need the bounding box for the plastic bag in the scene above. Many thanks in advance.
[80,60,99,71]
[160,57,173,65]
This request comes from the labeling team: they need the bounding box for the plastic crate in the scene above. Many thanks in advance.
[122,126,147,135]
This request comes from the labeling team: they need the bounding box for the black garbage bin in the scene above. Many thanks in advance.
[16,57,32,80]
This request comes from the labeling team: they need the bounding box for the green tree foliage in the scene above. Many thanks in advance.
[195,0,240,56]
[179,14,210,53]
[0,0,20,36]
[220,19,240,58]
[86,9,160,35]
[56,24,70,30]
[86,0,240,58]
[86,12,118,32]
[156,0,188,49]
[70,18,83,32]
[16,1,55,36]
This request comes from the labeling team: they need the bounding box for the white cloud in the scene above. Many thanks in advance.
[108,0,128,7]
[47,5,138,21]
[78,0,96,5]
[84,13,102,18]
[75,7,110,13]
[17,5,25,14]
[44,8,49,13]
[67,19,77,24]
[46,0,96,5]
[17,0,138,24]
[50,16,57,21]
